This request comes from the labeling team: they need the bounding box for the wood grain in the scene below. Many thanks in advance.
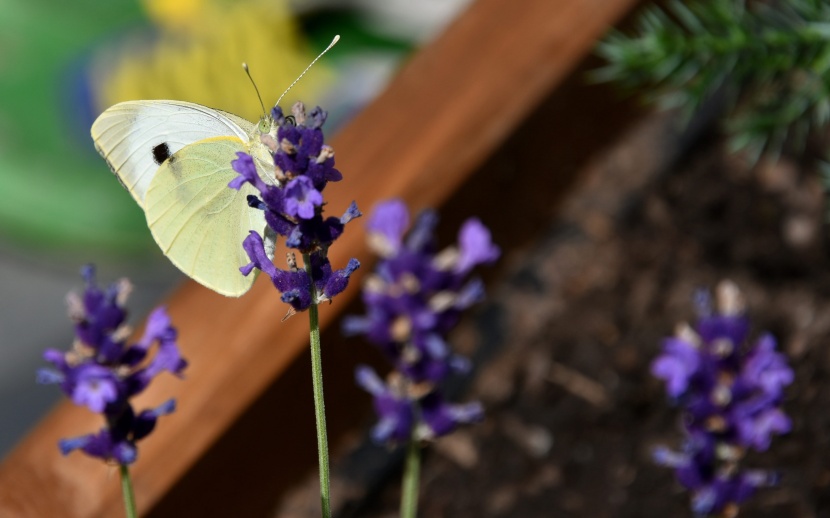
[0,0,639,515]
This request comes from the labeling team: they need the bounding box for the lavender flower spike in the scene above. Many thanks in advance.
[652,281,793,516]
[347,200,498,446]
[229,101,360,313]
[231,100,356,517]
[38,265,187,465]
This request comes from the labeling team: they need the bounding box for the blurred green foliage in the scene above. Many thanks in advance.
[595,0,830,163]
[0,0,147,252]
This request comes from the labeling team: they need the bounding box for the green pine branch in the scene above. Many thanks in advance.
[595,0,830,161]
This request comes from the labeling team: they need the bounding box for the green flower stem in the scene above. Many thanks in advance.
[119,464,137,518]
[303,253,331,518]
[400,436,421,518]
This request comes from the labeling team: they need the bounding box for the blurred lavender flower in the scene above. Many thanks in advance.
[652,281,793,516]
[229,102,360,313]
[345,199,499,444]
[37,265,187,465]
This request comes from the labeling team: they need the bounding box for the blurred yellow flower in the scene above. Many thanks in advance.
[142,0,208,29]
[91,0,329,122]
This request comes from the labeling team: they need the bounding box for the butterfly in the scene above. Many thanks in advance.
[90,36,338,297]
[91,100,277,297]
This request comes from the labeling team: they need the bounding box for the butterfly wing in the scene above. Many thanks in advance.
[144,136,267,297]
[91,100,254,208]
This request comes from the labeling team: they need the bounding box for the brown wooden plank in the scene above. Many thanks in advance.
[0,0,639,515]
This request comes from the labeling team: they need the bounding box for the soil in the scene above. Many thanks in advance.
[273,105,830,517]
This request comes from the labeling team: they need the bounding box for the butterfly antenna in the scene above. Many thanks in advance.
[242,62,267,117]
[275,34,340,108]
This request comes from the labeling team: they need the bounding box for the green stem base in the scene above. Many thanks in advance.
[119,464,137,518]
[401,438,421,518]
[303,252,331,518]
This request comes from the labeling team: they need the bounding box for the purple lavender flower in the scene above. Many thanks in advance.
[37,266,187,465]
[652,281,792,516]
[347,200,498,444]
[228,102,359,312]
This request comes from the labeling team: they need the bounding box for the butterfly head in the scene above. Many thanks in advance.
[254,113,279,163]
[257,116,272,135]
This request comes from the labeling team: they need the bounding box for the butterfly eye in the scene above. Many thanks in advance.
[257,118,270,133]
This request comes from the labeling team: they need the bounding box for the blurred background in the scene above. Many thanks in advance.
[0,0,473,456]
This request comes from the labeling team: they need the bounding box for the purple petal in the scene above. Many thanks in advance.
[284,176,323,219]
[307,106,328,128]
[241,231,280,280]
[423,334,449,359]
[420,392,481,438]
[340,201,361,225]
[323,258,360,299]
[447,401,484,424]
[42,348,68,369]
[454,218,500,274]
[366,199,410,257]
[742,333,793,397]
[355,366,387,396]
[132,399,176,441]
[696,314,749,349]
[449,355,472,373]
[143,337,188,380]
[652,446,688,468]
[371,418,400,443]
[62,428,137,465]
[737,408,791,450]
[71,364,119,413]
[136,307,174,350]
[454,278,486,309]
[111,441,138,465]
[229,152,268,193]
[342,316,372,336]
[36,368,64,385]
[271,106,286,124]
[272,268,312,311]
[356,366,414,443]
[405,210,438,252]
[651,337,700,397]
[80,264,96,285]
[59,435,92,456]
[149,399,177,417]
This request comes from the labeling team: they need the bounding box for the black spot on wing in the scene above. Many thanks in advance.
[152,143,171,165]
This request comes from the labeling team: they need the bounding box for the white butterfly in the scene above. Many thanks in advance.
[90,36,339,297]
[91,100,276,297]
